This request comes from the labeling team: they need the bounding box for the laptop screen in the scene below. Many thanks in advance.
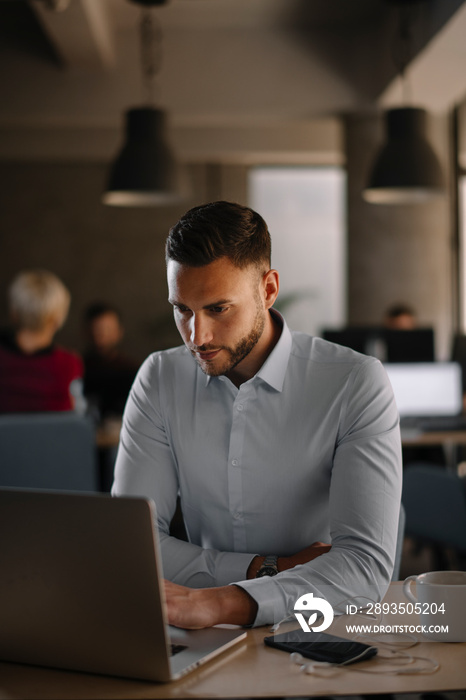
[383,362,463,417]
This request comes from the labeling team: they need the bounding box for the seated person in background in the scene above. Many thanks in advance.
[112,201,402,629]
[383,303,417,330]
[0,269,83,413]
[82,302,139,419]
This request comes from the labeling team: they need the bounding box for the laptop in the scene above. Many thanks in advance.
[383,361,466,432]
[0,488,247,682]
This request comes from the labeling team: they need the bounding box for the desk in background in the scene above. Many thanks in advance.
[401,429,466,471]
[401,430,466,447]
[96,417,122,449]
[0,583,464,700]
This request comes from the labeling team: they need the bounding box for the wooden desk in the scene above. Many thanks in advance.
[401,429,466,470]
[1,583,464,699]
[401,429,466,447]
[95,418,122,449]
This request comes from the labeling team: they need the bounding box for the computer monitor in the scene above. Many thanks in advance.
[322,326,435,363]
[383,362,463,417]
[383,328,435,363]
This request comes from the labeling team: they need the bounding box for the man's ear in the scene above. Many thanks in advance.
[262,269,279,310]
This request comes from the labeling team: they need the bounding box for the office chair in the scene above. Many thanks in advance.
[0,412,99,492]
[402,463,466,570]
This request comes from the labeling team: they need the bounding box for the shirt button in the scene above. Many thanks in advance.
[233,512,242,520]
[231,459,239,467]
[237,404,244,411]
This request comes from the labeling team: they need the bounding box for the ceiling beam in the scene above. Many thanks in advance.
[29,0,117,70]
[0,119,343,165]
[378,2,466,113]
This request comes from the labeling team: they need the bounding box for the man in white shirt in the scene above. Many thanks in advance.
[112,201,402,629]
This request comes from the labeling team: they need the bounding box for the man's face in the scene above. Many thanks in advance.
[89,312,123,354]
[167,257,268,379]
[386,313,416,330]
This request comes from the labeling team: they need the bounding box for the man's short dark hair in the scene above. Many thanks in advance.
[84,302,122,324]
[385,303,416,320]
[165,201,271,270]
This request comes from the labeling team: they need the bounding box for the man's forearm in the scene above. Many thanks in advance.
[165,542,332,629]
[217,585,258,625]
[164,580,258,628]
[247,542,332,578]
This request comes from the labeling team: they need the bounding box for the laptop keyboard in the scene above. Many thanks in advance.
[170,643,188,656]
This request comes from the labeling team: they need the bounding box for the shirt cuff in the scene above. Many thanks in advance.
[234,577,286,627]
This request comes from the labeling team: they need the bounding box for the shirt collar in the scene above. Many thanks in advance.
[205,309,292,392]
[255,309,291,392]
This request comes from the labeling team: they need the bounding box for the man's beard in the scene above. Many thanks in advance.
[191,304,266,377]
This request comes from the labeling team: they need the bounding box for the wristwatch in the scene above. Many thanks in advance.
[255,554,279,578]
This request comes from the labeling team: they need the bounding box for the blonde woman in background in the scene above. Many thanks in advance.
[0,269,83,413]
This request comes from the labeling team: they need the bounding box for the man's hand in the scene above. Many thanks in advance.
[164,580,258,629]
[247,542,331,578]
[165,542,331,628]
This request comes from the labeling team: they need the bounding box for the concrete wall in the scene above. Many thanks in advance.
[0,111,456,364]
[345,112,454,360]
[0,161,243,363]
[0,118,340,364]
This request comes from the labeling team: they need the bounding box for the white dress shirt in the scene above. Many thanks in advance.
[112,313,402,626]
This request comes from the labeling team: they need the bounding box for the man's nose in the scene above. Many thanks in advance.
[190,314,214,347]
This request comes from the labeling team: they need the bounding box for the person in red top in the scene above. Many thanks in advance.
[0,269,83,413]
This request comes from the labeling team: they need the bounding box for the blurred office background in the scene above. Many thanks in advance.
[1,0,465,364]
[3,0,466,576]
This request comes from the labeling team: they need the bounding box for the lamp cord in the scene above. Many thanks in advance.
[391,1,419,105]
[140,7,163,106]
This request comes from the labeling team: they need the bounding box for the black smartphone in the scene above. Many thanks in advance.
[264,629,377,665]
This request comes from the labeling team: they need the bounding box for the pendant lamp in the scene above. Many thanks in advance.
[363,107,444,204]
[102,107,182,206]
[103,0,184,207]
[363,0,444,204]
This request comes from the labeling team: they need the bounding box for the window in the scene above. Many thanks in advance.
[249,167,346,337]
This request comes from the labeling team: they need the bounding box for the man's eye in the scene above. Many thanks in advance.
[175,305,189,314]
[211,306,227,314]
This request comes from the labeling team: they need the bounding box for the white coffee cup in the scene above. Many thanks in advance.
[403,570,466,642]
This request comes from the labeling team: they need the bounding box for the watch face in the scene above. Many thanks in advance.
[256,566,278,577]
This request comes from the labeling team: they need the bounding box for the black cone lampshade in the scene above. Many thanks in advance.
[102,107,183,206]
[363,107,444,204]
